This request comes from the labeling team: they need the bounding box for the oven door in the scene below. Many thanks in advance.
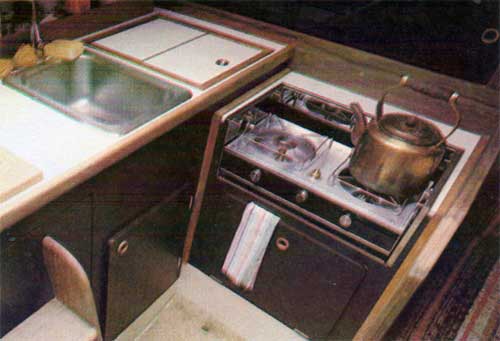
[191,177,367,339]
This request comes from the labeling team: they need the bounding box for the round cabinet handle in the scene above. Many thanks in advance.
[249,168,262,183]
[117,240,129,256]
[295,189,308,203]
[339,214,352,228]
[276,237,289,251]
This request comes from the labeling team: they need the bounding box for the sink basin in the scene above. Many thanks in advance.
[4,50,192,134]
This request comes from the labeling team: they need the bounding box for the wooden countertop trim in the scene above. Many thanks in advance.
[354,132,499,340]
[0,43,293,232]
[167,2,298,47]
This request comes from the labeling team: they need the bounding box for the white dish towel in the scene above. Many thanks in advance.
[221,202,280,291]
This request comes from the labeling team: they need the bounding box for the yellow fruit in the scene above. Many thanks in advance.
[13,44,38,67]
[0,59,14,79]
[44,40,84,61]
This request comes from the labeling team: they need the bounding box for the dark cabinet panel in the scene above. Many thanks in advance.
[104,188,190,340]
[89,125,200,327]
[225,223,366,339]
[192,183,373,340]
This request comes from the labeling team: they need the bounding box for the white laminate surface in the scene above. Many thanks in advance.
[146,34,262,85]
[0,85,118,181]
[3,299,97,341]
[117,264,305,341]
[94,18,206,60]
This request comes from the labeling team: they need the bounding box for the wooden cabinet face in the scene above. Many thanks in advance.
[94,19,205,61]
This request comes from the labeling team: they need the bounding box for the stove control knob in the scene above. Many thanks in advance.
[249,169,262,183]
[339,214,352,228]
[295,189,309,203]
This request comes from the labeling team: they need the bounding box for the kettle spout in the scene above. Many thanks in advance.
[350,102,367,146]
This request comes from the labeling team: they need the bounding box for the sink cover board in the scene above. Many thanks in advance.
[89,15,273,89]
[93,19,206,61]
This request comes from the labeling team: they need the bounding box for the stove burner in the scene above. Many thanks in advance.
[305,99,352,125]
[252,129,316,164]
[337,168,406,210]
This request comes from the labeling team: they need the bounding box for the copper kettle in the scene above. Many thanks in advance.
[348,76,461,199]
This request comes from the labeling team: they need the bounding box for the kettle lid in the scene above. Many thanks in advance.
[379,114,443,146]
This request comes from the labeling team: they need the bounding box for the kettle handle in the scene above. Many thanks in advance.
[375,75,409,122]
[350,102,367,146]
[376,75,462,147]
[435,92,461,147]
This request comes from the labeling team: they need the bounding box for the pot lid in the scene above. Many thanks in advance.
[379,114,443,146]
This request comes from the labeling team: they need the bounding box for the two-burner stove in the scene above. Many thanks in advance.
[217,80,463,264]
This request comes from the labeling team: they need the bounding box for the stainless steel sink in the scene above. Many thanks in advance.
[4,50,192,134]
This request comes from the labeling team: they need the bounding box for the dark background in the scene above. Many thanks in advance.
[191,0,499,85]
[2,1,499,84]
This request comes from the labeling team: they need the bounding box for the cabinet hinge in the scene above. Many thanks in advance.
[188,195,194,210]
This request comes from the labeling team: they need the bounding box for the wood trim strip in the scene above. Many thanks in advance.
[166,2,298,46]
[87,13,275,89]
[354,133,499,340]
[156,13,276,52]
[81,12,157,44]
[181,113,222,264]
[0,48,293,232]
[181,69,291,264]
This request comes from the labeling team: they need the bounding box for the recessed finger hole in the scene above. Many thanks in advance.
[482,28,500,44]
[216,58,230,66]
[117,240,129,256]
[276,237,289,251]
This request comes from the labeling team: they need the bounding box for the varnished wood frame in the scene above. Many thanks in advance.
[86,13,274,90]
[354,132,498,340]
[182,69,292,264]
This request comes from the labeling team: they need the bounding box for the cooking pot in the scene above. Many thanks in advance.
[348,76,461,199]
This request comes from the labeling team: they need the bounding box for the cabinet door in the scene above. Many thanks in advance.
[222,222,366,339]
[145,34,265,88]
[93,18,205,61]
[89,126,198,324]
[193,184,367,339]
[104,188,190,340]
